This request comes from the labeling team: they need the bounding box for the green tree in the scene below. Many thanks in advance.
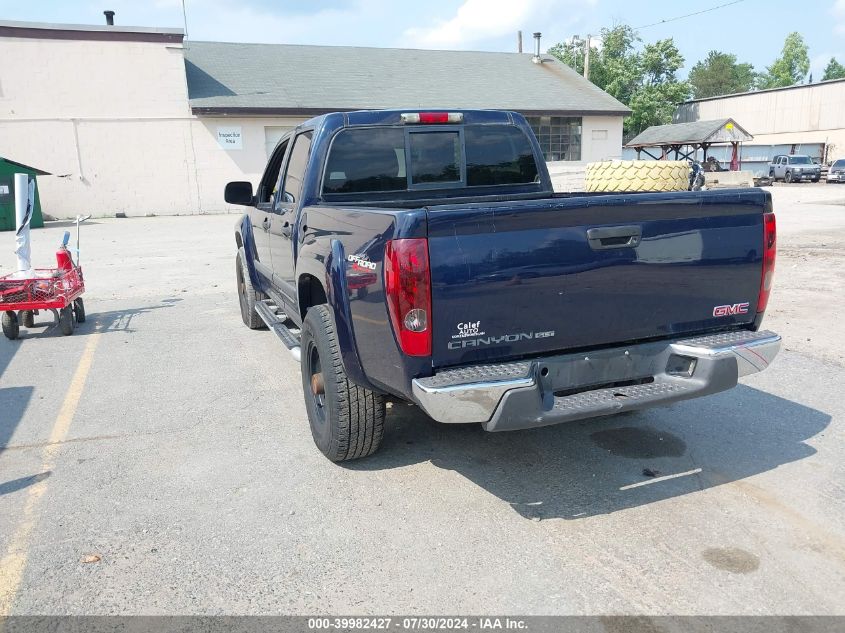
[546,25,641,103]
[593,24,642,105]
[689,51,756,98]
[758,32,810,88]
[548,25,689,138]
[547,35,588,75]
[626,39,690,136]
[822,57,845,81]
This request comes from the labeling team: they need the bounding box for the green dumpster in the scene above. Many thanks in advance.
[0,157,48,231]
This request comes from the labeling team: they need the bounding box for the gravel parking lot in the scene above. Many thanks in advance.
[1,184,844,615]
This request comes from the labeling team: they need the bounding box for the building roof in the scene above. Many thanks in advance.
[681,77,845,104]
[626,118,753,148]
[0,157,50,176]
[184,41,631,116]
[0,19,183,43]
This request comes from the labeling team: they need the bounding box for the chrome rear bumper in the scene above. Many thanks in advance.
[412,330,781,430]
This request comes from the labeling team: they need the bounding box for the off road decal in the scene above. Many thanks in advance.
[347,253,376,271]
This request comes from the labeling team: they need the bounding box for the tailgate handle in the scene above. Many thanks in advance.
[587,226,642,250]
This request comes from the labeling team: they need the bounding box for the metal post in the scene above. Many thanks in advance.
[14,173,34,276]
[75,214,91,266]
[583,35,591,80]
[181,0,189,39]
[517,30,522,53]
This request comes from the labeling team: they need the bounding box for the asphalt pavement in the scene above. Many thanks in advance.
[0,185,843,615]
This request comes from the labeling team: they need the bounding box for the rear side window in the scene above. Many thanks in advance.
[465,125,539,186]
[324,128,406,194]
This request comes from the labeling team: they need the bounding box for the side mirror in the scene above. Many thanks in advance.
[225,181,254,206]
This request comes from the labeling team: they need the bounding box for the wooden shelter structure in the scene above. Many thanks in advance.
[625,118,753,169]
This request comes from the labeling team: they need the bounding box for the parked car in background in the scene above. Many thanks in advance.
[826,159,845,183]
[769,155,821,183]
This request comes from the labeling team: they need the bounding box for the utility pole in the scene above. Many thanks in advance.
[583,34,591,80]
[181,0,189,39]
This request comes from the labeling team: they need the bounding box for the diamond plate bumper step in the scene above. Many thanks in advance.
[552,381,691,416]
[412,330,781,429]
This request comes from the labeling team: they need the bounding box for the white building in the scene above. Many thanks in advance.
[674,79,845,164]
[0,19,629,218]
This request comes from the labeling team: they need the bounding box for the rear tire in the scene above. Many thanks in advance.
[300,304,386,462]
[20,310,35,328]
[74,298,86,323]
[59,306,74,336]
[2,311,19,340]
[236,247,266,330]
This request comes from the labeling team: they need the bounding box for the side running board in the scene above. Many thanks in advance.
[254,300,302,362]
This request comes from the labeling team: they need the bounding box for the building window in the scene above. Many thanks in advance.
[524,115,582,162]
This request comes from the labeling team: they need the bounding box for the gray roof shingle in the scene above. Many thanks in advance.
[626,118,752,147]
[184,41,631,115]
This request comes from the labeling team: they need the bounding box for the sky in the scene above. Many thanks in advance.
[1,0,843,79]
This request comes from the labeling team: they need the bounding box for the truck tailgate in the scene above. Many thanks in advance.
[427,190,768,368]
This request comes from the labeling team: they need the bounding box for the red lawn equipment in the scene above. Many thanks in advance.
[1,213,90,340]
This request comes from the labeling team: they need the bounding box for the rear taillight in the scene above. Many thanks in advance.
[384,238,432,356]
[757,212,776,313]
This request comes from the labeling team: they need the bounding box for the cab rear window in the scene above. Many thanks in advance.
[322,124,539,196]
[409,132,461,185]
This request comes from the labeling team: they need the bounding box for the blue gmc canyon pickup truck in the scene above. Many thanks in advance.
[226,109,780,462]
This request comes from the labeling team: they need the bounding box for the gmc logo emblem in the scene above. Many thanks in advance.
[713,302,750,317]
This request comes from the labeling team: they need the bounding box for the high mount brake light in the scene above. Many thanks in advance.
[757,212,776,314]
[400,112,464,124]
[384,239,432,356]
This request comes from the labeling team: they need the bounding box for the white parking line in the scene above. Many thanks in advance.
[0,331,100,616]
[619,468,703,491]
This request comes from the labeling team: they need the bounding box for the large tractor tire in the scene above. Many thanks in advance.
[585,160,690,193]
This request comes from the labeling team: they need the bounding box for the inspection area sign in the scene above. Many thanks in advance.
[217,126,243,150]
